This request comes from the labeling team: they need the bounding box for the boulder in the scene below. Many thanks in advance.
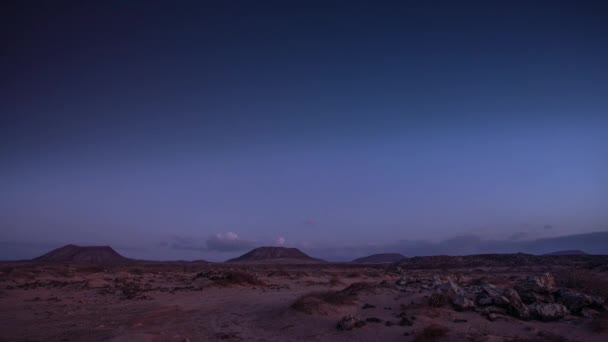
[453,295,476,311]
[478,284,510,307]
[518,290,554,304]
[337,315,366,331]
[396,277,407,286]
[529,303,569,321]
[525,273,556,293]
[557,288,604,313]
[504,289,530,320]
[438,279,464,298]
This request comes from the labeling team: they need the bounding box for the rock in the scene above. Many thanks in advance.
[519,290,554,304]
[557,288,604,313]
[481,284,503,298]
[478,297,493,306]
[362,303,375,309]
[479,284,510,307]
[399,317,413,326]
[365,317,383,323]
[486,313,499,321]
[337,315,366,331]
[396,277,408,286]
[438,280,463,297]
[453,295,475,311]
[529,303,569,321]
[581,307,600,318]
[385,321,395,327]
[526,273,556,293]
[504,289,530,320]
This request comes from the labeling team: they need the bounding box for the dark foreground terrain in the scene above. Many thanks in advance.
[1,254,607,342]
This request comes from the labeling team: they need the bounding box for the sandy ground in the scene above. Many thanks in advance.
[0,262,607,341]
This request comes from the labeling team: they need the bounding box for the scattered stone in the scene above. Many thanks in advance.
[452,295,475,311]
[454,318,467,323]
[396,277,408,286]
[337,315,366,331]
[365,317,382,323]
[528,303,569,321]
[362,303,375,309]
[581,307,600,318]
[399,317,414,326]
[438,279,463,297]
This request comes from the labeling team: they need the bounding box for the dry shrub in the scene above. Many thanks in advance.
[414,324,449,341]
[292,290,356,314]
[211,271,264,287]
[345,272,361,278]
[592,312,608,334]
[129,268,144,275]
[76,265,105,274]
[471,276,489,286]
[341,282,379,296]
[267,270,290,278]
[329,275,344,286]
[535,330,569,342]
[428,293,449,307]
[557,269,608,298]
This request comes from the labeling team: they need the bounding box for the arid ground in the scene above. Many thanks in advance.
[1,255,608,342]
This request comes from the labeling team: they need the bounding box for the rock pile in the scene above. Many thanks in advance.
[395,272,606,322]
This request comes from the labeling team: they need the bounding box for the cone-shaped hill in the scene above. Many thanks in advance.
[33,244,133,264]
[226,246,325,264]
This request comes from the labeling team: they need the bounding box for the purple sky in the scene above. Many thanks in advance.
[1,1,607,261]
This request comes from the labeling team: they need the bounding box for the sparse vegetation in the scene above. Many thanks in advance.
[196,270,265,287]
[291,290,356,314]
[328,275,344,286]
[428,292,449,307]
[414,324,449,341]
[556,269,608,297]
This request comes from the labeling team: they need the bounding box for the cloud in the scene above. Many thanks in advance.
[274,236,286,246]
[206,232,257,252]
[304,218,318,225]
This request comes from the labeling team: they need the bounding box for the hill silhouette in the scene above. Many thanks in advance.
[352,253,405,263]
[33,244,132,263]
[226,247,324,263]
[544,250,588,256]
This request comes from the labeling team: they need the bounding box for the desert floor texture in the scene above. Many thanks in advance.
[1,255,608,342]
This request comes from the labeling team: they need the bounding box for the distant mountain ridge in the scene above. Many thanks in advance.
[226,246,325,263]
[33,244,132,263]
[544,250,588,256]
[352,253,405,263]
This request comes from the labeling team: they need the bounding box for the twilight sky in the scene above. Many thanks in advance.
[1,1,607,261]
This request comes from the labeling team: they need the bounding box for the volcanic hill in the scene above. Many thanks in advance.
[226,246,325,263]
[33,244,132,263]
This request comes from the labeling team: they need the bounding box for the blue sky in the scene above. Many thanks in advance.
[1,1,607,260]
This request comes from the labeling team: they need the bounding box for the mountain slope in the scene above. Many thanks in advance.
[33,244,132,263]
[352,253,406,263]
[226,247,324,263]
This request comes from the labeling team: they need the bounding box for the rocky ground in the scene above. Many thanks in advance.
[1,255,607,341]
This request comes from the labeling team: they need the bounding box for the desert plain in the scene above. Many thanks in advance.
[1,247,608,342]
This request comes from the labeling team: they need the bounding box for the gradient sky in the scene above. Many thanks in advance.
[1,1,607,261]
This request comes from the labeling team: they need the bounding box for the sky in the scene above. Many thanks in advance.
[1,1,607,261]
